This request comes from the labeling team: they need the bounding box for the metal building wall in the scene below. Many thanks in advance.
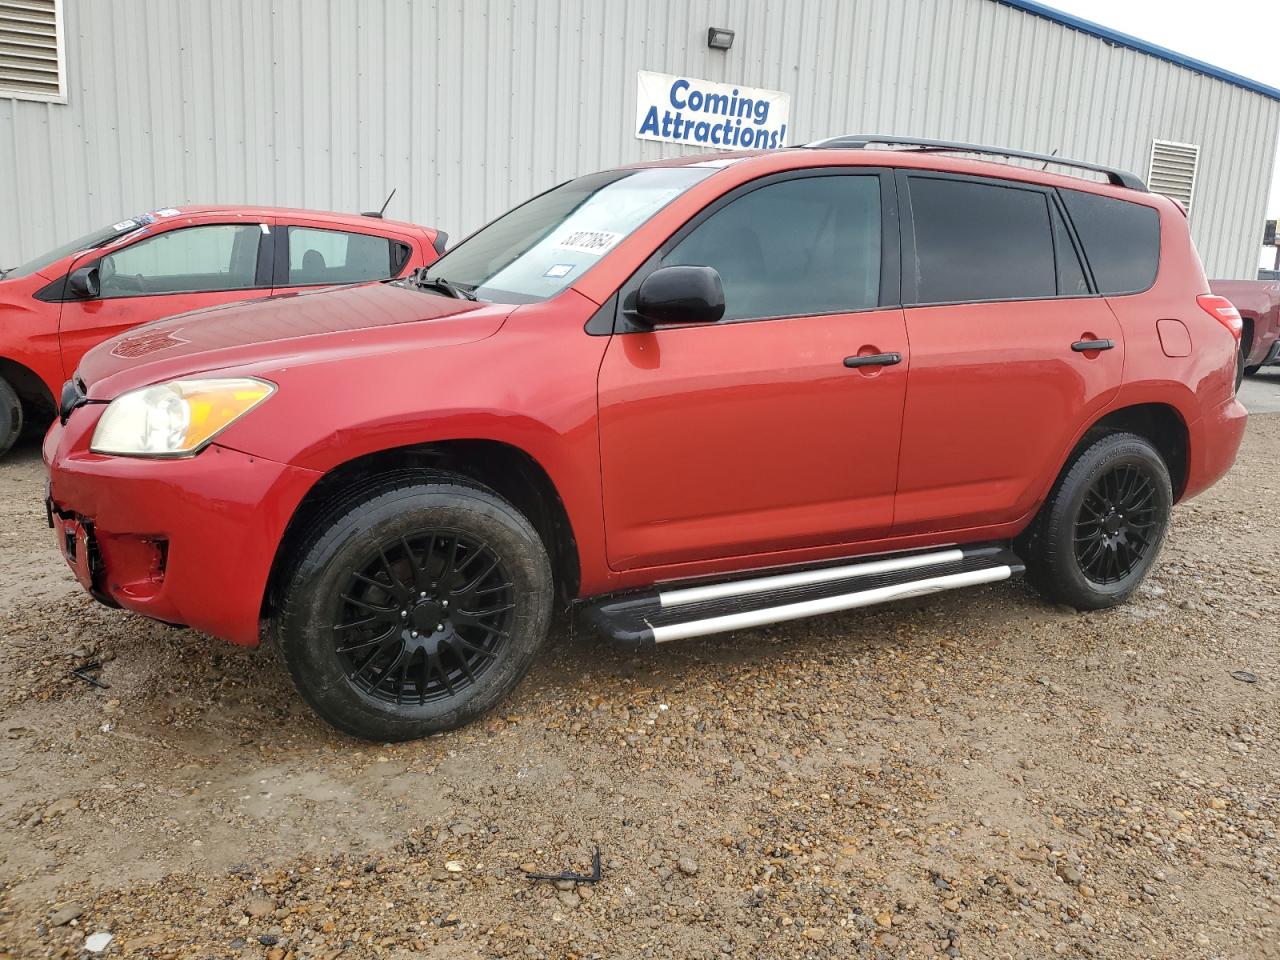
[1,0,1277,278]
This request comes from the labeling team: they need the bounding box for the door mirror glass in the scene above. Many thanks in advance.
[67,266,100,300]
[634,265,725,327]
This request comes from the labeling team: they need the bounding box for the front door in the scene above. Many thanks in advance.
[57,220,273,378]
[597,171,909,570]
[891,172,1125,534]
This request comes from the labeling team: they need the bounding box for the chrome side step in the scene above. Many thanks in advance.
[582,543,1023,648]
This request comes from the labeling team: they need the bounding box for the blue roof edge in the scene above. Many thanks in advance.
[993,0,1280,102]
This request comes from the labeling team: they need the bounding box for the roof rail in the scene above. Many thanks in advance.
[803,134,1147,191]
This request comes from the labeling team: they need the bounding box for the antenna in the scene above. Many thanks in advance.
[362,187,397,219]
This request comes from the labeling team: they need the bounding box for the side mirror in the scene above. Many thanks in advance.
[67,265,100,300]
[634,265,725,327]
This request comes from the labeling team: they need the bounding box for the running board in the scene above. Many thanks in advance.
[582,543,1024,648]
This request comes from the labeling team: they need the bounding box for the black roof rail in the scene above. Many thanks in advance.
[803,134,1147,191]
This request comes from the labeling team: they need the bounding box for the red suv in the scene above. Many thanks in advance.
[44,137,1247,741]
[0,206,445,457]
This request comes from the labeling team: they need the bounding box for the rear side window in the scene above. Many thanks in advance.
[287,227,396,285]
[663,175,882,321]
[907,177,1056,304]
[1059,190,1160,294]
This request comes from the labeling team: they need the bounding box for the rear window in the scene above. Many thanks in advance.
[907,176,1056,304]
[1060,190,1160,295]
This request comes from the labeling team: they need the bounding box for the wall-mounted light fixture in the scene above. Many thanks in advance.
[706,27,735,51]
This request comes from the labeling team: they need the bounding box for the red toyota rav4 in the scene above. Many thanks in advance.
[0,206,444,457]
[44,137,1247,741]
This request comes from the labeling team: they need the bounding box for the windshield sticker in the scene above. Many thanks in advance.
[111,219,135,231]
[153,207,182,217]
[553,230,623,256]
[543,263,575,279]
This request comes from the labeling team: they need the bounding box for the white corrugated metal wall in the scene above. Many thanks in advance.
[1,0,1277,277]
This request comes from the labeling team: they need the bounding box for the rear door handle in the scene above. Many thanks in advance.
[844,352,902,369]
[1071,339,1115,352]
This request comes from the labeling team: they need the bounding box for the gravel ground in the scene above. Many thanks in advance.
[0,403,1277,959]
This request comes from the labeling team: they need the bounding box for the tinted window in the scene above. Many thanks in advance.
[908,177,1055,304]
[663,175,881,321]
[1060,189,1160,294]
[1052,203,1090,297]
[99,224,262,298]
[288,227,394,285]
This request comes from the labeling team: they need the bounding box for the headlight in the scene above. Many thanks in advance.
[90,377,275,457]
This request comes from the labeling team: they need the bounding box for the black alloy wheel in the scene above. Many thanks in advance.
[275,473,553,741]
[334,532,515,705]
[1072,464,1160,585]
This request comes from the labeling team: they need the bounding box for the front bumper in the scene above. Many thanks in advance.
[43,408,321,646]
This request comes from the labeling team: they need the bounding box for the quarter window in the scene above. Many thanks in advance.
[287,227,397,285]
[98,224,262,298]
[907,176,1056,304]
[662,175,882,322]
[1060,189,1160,295]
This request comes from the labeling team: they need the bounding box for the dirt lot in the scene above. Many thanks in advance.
[1,386,1277,960]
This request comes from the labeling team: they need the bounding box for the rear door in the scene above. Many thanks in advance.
[57,218,274,378]
[272,221,415,294]
[892,172,1124,534]
[597,169,909,569]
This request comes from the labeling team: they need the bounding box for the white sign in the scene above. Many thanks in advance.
[635,70,791,150]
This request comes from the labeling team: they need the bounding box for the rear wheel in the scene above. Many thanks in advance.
[275,474,553,741]
[1023,432,1172,610]
[0,377,22,459]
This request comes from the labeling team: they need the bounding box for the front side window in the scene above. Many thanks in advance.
[287,227,396,285]
[99,224,262,298]
[908,176,1057,304]
[662,175,882,322]
[418,166,716,303]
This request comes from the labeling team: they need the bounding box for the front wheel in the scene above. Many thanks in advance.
[275,474,554,741]
[0,377,22,459]
[1022,432,1172,610]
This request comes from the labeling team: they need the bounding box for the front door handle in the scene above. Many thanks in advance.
[1072,338,1115,352]
[844,352,902,369]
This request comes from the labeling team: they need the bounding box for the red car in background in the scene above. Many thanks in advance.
[0,206,445,457]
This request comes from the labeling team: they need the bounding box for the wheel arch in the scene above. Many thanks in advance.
[264,439,582,617]
[0,355,57,424]
[1068,403,1190,502]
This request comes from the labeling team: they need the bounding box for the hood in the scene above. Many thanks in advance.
[80,281,510,400]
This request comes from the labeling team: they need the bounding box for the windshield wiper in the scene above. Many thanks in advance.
[0,267,11,280]
[407,268,477,301]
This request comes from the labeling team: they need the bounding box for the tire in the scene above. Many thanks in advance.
[274,473,554,741]
[1243,364,1261,377]
[1022,432,1172,611]
[0,377,22,460]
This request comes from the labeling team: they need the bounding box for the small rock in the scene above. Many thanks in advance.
[555,889,578,910]
[1078,884,1095,898]
[49,905,83,926]
[257,935,279,946]
[577,884,593,901]
[874,911,893,929]
[1056,862,1084,885]
[244,897,274,918]
[84,933,113,954]
[444,860,465,873]
[677,857,698,876]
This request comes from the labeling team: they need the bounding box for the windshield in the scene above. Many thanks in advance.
[4,217,147,280]
[417,166,715,303]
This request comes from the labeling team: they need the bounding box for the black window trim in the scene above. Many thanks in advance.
[897,169,1105,309]
[275,224,404,289]
[594,167,902,335]
[1055,186,1162,297]
[38,221,275,303]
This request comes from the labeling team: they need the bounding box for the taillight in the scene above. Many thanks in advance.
[1197,294,1243,340]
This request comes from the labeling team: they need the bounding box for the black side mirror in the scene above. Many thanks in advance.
[634,265,725,327]
[67,265,100,300]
